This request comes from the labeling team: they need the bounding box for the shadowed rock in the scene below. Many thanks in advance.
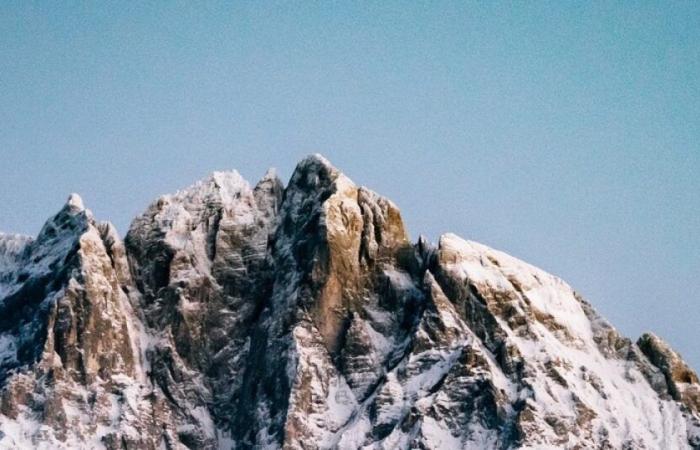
[0,156,698,449]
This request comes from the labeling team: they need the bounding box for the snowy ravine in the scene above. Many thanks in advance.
[0,155,698,450]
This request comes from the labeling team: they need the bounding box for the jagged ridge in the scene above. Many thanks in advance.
[0,154,698,449]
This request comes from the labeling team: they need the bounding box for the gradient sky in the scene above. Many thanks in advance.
[1,3,698,368]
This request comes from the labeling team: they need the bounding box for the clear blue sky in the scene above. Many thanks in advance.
[1,3,698,368]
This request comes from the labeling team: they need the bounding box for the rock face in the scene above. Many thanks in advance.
[0,154,698,449]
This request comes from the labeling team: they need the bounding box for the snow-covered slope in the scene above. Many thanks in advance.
[0,155,698,449]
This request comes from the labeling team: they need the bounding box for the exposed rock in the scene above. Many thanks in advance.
[0,195,164,448]
[638,333,700,414]
[0,156,698,449]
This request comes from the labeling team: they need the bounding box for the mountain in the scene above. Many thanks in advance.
[0,155,698,449]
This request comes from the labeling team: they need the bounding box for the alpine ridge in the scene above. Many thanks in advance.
[0,154,698,449]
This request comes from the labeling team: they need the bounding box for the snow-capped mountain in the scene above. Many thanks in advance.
[0,155,698,449]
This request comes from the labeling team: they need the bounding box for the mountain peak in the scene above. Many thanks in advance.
[288,154,355,198]
[301,152,335,169]
[255,167,284,193]
[176,170,250,202]
[260,166,279,182]
[65,192,85,211]
[1,157,698,449]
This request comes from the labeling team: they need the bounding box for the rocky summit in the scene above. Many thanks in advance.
[0,155,698,450]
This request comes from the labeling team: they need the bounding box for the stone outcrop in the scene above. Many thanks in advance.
[0,155,698,449]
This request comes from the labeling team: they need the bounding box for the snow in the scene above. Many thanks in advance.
[0,197,93,305]
[191,406,216,440]
[437,232,698,448]
[0,412,43,449]
[383,267,416,291]
[0,233,32,269]
[419,416,463,450]
[1,157,698,449]
[66,193,84,211]
[0,333,18,367]
[323,230,700,449]
[362,320,393,358]
[0,233,33,299]
[289,324,359,436]
[216,429,236,450]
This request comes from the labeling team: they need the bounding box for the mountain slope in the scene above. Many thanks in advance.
[0,155,697,449]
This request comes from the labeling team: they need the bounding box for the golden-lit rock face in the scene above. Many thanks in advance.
[0,199,154,448]
[0,156,698,450]
[638,332,700,414]
[55,225,136,382]
[314,175,410,354]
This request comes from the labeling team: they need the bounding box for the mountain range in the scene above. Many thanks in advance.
[0,155,698,449]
